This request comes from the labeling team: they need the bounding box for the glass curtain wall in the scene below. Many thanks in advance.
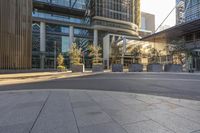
[34,0,86,9]
[185,0,200,21]
[93,0,135,22]
[32,22,93,69]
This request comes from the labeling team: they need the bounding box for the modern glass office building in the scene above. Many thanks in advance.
[0,0,141,70]
[32,0,141,69]
[32,0,93,69]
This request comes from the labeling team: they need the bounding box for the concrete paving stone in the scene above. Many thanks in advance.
[73,106,112,127]
[167,99,200,111]
[106,109,149,125]
[123,120,174,133]
[152,102,182,111]
[0,122,33,133]
[135,94,164,104]
[0,105,44,131]
[170,107,200,124]
[127,103,158,112]
[87,91,115,102]
[31,91,78,133]
[94,98,130,112]
[190,130,200,133]
[0,91,48,133]
[142,109,200,133]
[79,122,127,133]
[106,92,158,112]
[105,92,143,105]
[71,100,97,108]
[0,91,47,108]
[69,91,92,103]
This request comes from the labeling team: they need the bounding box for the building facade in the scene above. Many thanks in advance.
[183,0,200,71]
[176,0,200,24]
[0,0,32,70]
[32,0,141,69]
[140,12,155,37]
[176,0,185,24]
[0,0,141,70]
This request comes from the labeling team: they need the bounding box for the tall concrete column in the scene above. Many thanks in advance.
[93,29,98,46]
[69,26,74,47]
[40,22,46,69]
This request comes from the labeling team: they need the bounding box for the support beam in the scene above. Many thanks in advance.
[93,29,98,46]
[69,26,74,46]
[40,22,46,69]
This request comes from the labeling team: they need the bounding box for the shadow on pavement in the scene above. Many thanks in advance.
[0,73,200,101]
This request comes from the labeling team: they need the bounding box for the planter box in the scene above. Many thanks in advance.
[164,64,182,72]
[71,64,85,73]
[112,64,123,72]
[92,64,104,72]
[128,64,143,72]
[57,69,66,72]
[147,64,163,72]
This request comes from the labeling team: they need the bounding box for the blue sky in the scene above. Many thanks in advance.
[141,0,176,29]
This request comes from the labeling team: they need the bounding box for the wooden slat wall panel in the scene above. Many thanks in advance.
[0,0,32,70]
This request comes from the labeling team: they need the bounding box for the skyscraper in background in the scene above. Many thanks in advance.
[176,0,185,24]
[176,0,200,24]
[185,0,200,22]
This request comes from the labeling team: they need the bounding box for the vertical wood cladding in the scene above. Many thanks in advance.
[0,0,32,69]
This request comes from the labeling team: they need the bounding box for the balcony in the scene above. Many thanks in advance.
[33,0,86,17]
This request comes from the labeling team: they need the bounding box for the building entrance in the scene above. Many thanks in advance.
[192,51,200,71]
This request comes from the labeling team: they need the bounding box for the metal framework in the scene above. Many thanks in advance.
[33,0,87,17]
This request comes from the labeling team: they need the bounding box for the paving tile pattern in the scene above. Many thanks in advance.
[0,90,200,133]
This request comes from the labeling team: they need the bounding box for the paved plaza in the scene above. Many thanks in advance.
[0,72,200,133]
[0,89,200,133]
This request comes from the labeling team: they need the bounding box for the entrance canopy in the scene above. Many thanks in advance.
[142,19,200,42]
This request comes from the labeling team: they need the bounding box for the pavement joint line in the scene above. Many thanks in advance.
[168,108,200,125]
[69,92,81,133]
[121,119,151,126]
[29,91,51,133]
[166,100,200,112]
[147,118,177,133]
[85,92,129,133]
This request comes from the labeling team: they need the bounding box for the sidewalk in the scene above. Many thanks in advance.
[0,71,103,86]
[0,89,199,133]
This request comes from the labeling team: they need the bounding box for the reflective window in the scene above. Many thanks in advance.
[34,0,86,10]
[32,11,89,25]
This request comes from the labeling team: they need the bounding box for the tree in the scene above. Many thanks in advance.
[148,48,162,64]
[69,43,82,65]
[127,45,142,64]
[57,53,64,66]
[57,53,66,71]
[110,43,123,64]
[88,45,102,64]
[168,39,189,64]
